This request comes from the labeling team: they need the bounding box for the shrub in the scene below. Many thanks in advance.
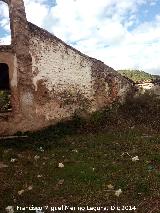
[0,90,11,112]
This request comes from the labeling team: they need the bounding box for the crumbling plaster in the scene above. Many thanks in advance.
[0,0,134,135]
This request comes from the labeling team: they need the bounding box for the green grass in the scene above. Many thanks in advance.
[0,128,160,212]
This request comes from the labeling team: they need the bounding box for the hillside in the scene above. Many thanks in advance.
[117,69,160,83]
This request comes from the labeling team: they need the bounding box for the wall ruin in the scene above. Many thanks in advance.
[0,0,134,135]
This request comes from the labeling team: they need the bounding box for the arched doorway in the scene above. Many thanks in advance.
[0,63,12,112]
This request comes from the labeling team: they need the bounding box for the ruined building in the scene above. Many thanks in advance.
[0,0,133,135]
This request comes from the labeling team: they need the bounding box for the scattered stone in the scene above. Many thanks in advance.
[115,189,122,197]
[72,149,78,153]
[39,147,44,152]
[27,185,33,191]
[34,155,40,160]
[58,163,64,168]
[130,126,135,129]
[58,179,64,185]
[37,175,43,178]
[121,152,132,157]
[132,156,139,162]
[141,134,152,138]
[5,206,14,213]
[18,189,25,195]
[10,158,17,163]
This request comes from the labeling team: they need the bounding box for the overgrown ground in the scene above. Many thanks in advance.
[0,93,160,213]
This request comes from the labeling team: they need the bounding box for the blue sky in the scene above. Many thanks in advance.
[0,0,160,74]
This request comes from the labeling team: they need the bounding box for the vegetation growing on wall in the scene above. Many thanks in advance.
[118,69,160,83]
[32,91,160,135]
[0,90,11,112]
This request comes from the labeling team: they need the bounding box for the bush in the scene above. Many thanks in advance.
[0,90,11,112]
[119,92,160,129]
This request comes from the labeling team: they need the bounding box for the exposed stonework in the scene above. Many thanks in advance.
[0,0,134,135]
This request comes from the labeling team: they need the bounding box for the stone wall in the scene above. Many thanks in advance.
[0,0,134,135]
[28,23,133,122]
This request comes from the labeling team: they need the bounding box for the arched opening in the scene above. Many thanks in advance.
[0,63,12,112]
[0,1,11,45]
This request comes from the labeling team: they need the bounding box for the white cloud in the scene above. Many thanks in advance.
[0,0,49,44]
[0,0,160,74]
[46,0,160,74]
[0,1,11,43]
[0,1,9,18]
[24,0,49,27]
[0,35,11,45]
